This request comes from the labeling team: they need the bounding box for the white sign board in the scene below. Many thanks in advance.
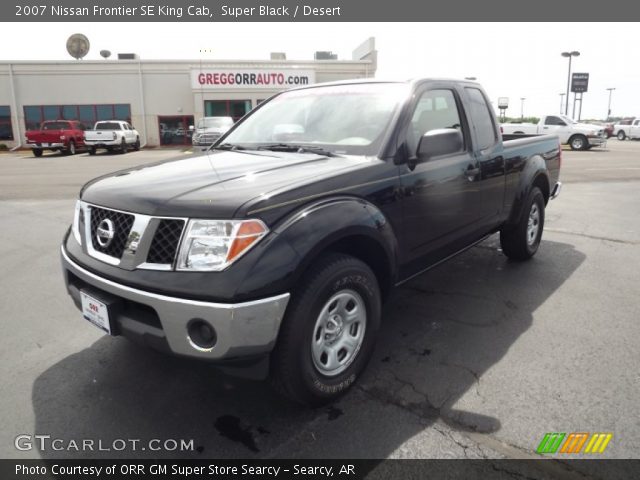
[191,69,315,90]
[498,97,509,108]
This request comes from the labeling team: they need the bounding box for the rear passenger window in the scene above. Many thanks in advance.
[465,88,497,150]
[407,89,464,155]
[545,116,566,126]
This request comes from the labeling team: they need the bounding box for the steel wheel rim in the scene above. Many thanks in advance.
[527,203,540,246]
[311,289,367,377]
[69,143,75,154]
[572,137,583,149]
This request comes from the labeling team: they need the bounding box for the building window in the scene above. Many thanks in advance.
[204,100,251,122]
[158,115,194,146]
[23,104,132,130]
[0,106,13,140]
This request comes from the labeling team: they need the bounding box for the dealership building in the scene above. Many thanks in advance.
[0,38,377,148]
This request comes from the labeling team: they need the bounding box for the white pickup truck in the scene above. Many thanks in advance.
[502,115,606,151]
[614,118,640,140]
[84,120,140,155]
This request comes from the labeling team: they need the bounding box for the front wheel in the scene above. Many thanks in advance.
[569,135,588,151]
[500,187,545,261]
[617,130,626,141]
[270,253,381,406]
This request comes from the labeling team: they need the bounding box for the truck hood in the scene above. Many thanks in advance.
[80,150,371,219]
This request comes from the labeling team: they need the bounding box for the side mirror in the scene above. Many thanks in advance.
[416,128,463,161]
[189,125,195,131]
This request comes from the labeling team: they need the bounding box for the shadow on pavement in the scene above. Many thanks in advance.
[32,237,585,459]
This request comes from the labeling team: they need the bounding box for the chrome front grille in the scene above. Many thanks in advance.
[89,206,134,258]
[146,219,185,265]
[79,202,186,270]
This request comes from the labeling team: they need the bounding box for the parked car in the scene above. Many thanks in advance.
[84,121,140,154]
[502,115,606,150]
[25,120,87,157]
[61,79,561,406]
[191,116,234,146]
[614,118,640,140]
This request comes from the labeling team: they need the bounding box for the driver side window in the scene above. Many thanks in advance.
[406,89,463,155]
[545,116,566,126]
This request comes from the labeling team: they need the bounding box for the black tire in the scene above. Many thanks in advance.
[569,134,588,151]
[270,253,381,406]
[617,130,626,141]
[500,187,545,261]
[119,138,127,154]
[66,141,76,155]
[33,149,43,157]
[133,137,140,151]
[88,147,96,155]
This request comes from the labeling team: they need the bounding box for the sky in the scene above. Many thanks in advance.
[1,22,638,120]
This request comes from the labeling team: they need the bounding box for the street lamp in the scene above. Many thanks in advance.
[520,97,526,120]
[559,93,566,114]
[561,50,580,115]
[606,87,616,121]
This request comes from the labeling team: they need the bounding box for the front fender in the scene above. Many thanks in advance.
[235,196,398,299]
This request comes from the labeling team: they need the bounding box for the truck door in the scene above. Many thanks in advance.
[463,87,505,227]
[398,87,485,268]
[541,115,570,143]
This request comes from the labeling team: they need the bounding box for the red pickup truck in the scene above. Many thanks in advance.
[25,120,87,157]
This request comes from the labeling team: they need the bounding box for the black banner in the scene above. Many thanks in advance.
[4,0,640,22]
[3,460,640,480]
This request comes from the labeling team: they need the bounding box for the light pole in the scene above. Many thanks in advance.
[559,93,565,114]
[561,51,580,115]
[520,97,526,120]
[606,87,616,121]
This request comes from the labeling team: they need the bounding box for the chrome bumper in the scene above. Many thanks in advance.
[550,182,562,200]
[26,142,64,148]
[61,246,290,360]
[587,136,607,146]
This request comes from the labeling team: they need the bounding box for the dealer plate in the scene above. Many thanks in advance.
[80,291,112,335]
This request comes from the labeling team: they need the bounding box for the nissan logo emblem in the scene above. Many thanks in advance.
[96,218,115,247]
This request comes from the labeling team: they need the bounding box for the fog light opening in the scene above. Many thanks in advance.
[187,319,217,350]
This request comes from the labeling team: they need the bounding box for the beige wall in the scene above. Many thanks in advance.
[0,56,376,148]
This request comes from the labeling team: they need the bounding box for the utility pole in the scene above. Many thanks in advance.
[606,87,616,121]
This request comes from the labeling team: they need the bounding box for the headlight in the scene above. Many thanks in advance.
[176,219,268,271]
[72,200,82,245]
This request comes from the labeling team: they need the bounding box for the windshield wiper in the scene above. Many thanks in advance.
[208,143,247,152]
[257,144,339,157]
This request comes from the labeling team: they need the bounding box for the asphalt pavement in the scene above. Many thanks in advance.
[0,140,638,475]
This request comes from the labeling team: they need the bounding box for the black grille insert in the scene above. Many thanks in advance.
[89,207,135,259]
[146,219,185,265]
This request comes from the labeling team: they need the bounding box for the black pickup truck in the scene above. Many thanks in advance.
[61,79,561,406]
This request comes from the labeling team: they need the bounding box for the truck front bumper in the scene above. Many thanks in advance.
[587,135,607,147]
[61,246,290,361]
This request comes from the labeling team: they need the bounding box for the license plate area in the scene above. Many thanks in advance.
[80,290,115,335]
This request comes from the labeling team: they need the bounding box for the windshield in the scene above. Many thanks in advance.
[559,115,577,124]
[198,117,234,129]
[222,83,408,155]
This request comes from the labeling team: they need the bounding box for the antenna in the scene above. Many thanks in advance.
[100,50,111,59]
[66,34,90,60]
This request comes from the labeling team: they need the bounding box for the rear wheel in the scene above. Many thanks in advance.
[270,253,381,406]
[617,130,626,141]
[119,138,127,154]
[66,141,76,155]
[33,149,43,157]
[88,147,96,155]
[133,137,140,151]
[500,187,545,261]
[569,135,588,151]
